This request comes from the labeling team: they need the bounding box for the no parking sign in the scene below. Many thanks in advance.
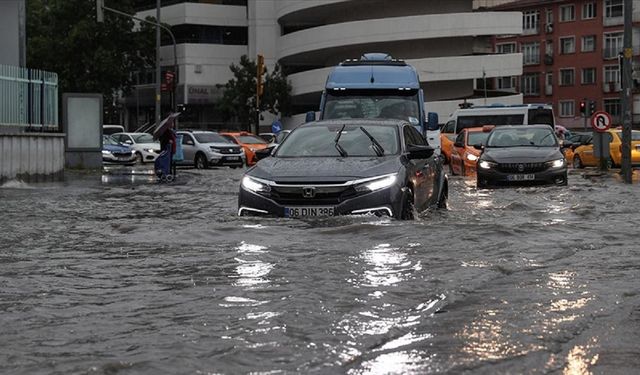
[591,111,612,132]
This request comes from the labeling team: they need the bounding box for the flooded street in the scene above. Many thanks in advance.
[1,167,639,374]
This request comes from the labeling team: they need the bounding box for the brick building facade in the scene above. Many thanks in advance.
[491,0,640,128]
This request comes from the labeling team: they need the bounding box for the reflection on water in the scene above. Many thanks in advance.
[355,350,429,375]
[233,241,272,287]
[563,338,600,375]
[361,244,417,288]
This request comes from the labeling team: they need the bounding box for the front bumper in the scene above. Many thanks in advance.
[141,150,160,162]
[238,184,404,218]
[477,166,568,186]
[208,152,245,167]
[103,153,136,164]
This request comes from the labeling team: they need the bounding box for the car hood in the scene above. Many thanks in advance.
[136,142,161,149]
[104,144,131,153]
[201,142,240,149]
[483,147,563,163]
[248,156,401,182]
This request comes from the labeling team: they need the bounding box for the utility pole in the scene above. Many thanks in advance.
[255,54,265,135]
[621,0,633,183]
[155,0,161,128]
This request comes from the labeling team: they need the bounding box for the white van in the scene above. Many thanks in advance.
[103,125,125,135]
[442,104,555,134]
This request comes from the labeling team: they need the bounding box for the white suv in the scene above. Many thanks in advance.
[176,131,245,169]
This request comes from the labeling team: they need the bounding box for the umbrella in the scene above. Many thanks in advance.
[153,112,181,140]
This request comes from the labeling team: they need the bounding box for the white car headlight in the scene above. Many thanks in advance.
[250,147,257,152]
[479,160,496,169]
[210,147,221,153]
[548,159,565,168]
[102,150,111,155]
[466,153,478,161]
[241,176,271,193]
[355,174,397,193]
[144,148,155,153]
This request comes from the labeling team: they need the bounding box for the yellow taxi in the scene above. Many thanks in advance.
[449,126,493,176]
[572,129,640,168]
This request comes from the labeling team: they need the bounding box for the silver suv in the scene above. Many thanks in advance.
[176,130,245,169]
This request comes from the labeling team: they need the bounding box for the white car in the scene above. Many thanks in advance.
[111,132,162,164]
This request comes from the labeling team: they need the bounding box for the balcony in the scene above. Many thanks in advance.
[603,82,622,93]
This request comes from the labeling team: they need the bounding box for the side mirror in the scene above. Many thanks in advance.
[305,111,316,123]
[255,146,275,161]
[472,143,484,151]
[426,112,439,131]
[453,141,464,148]
[407,145,435,160]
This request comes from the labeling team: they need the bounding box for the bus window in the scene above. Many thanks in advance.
[528,108,554,126]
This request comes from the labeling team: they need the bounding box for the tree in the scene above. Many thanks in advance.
[217,55,292,131]
[27,0,155,123]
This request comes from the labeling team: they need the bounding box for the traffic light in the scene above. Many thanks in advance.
[256,54,265,97]
[579,100,586,115]
[589,100,596,115]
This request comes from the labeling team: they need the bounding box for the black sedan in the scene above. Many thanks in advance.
[237,119,448,219]
[476,125,568,188]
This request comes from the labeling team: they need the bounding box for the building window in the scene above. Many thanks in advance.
[560,69,575,86]
[604,98,621,117]
[582,68,596,84]
[545,72,553,95]
[582,35,596,52]
[497,76,516,90]
[546,8,554,24]
[604,32,623,59]
[560,37,575,54]
[496,43,516,54]
[604,65,620,83]
[523,10,540,34]
[522,73,540,95]
[605,0,623,18]
[522,42,541,65]
[560,101,575,117]
[582,2,596,19]
[560,5,575,21]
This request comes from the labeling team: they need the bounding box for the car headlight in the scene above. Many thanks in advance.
[354,174,397,193]
[547,158,565,168]
[144,148,155,153]
[210,147,221,153]
[241,176,271,193]
[250,147,257,152]
[466,153,478,161]
[102,150,112,155]
[479,160,496,169]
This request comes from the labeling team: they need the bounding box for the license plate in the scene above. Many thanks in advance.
[285,206,334,218]
[225,156,240,161]
[507,174,535,181]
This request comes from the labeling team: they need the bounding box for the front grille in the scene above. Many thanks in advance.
[219,147,241,154]
[269,185,358,206]
[497,162,548,173]
[112,152,132,158]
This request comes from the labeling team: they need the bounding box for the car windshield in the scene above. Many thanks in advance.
[324,90,420,124]
[237,135,267,144]
[275,124,399,157]
[134,134,154,143]
[615,131,640,141]
[467,132,489,146]
[103,136,119,145]
[487,127,558,147]
[195,133,229,144]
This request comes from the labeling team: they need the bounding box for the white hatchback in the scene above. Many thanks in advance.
[111,132,162,164]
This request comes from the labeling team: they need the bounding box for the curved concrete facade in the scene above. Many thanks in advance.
[137,3,247,27]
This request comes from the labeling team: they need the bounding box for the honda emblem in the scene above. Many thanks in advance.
[302,187,316,198]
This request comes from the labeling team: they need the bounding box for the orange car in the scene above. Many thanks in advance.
[572,129,640,168]
[220,131,269,166]
[449,126,493,176]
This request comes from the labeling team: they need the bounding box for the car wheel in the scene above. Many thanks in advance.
[573,155,584,169]
[195,153,208,169]
[400,187,415,220]
[437,182,448,209]
[136,152,144,164]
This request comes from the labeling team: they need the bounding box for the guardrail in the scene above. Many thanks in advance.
[0,64,59,130]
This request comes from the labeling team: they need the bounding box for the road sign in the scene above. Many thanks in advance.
[591,111,612,132]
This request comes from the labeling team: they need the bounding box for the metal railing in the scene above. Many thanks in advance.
[0,64,59,130]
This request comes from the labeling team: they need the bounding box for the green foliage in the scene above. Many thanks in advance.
[217,55,292,131]
[27,0,155,120]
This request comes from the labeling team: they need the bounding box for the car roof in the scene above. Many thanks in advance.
[491,125,554,130]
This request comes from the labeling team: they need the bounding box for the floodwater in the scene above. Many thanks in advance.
[1,166,639,374]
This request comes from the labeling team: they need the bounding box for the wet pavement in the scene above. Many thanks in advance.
[1,166,640,374]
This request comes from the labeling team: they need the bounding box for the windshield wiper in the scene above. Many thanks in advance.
[334,124,348,157]
[359,126,385,156]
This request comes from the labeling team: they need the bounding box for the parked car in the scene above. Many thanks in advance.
[237,119,448,219]
[260,130,291,146]
[572,129,640,168]
[562,131,592,163]
[111,132,161,164]
[219,131,269,166]
[102,135,136,165]
[176,130,245,169]
[476,125,567,188]
[449,126,492,177]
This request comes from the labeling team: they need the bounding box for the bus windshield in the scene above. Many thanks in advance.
[324,90,420,124]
